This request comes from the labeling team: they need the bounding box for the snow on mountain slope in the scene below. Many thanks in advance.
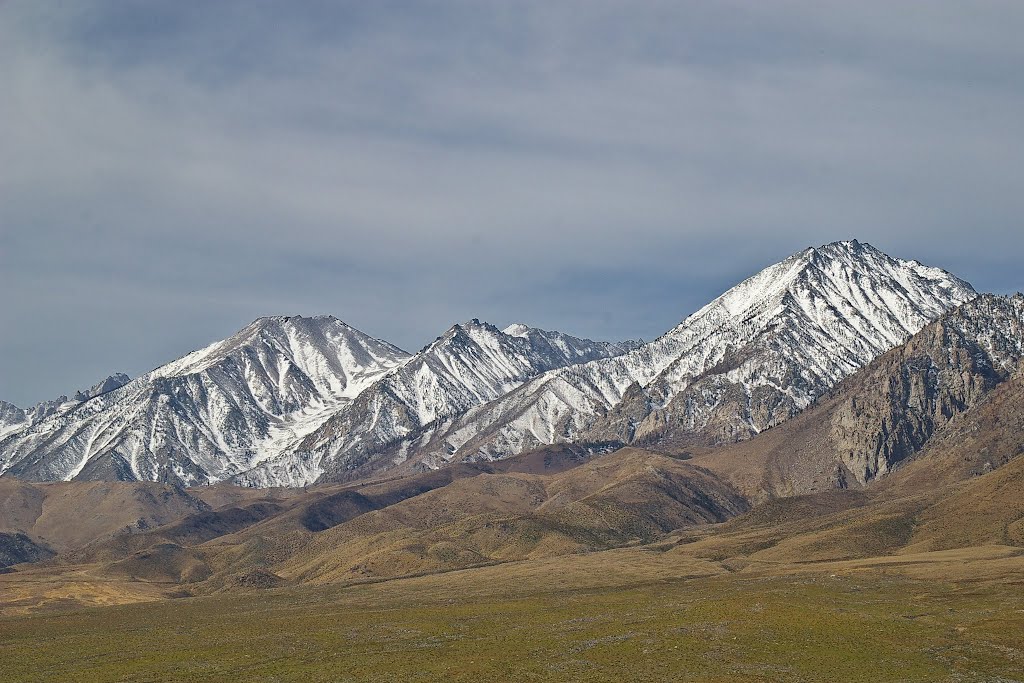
[395,241,977,469]
[0,316,409,485]
[234,320,641,485]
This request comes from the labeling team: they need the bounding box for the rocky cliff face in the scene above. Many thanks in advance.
[830,293,1024,483]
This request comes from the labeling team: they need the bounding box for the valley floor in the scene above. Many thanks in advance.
[3,545,1024,682]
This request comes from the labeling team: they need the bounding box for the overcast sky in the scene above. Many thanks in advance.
[2,1,1023,406]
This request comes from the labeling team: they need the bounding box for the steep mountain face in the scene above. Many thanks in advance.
[393,241,976,471]
[695,293,1024,498]
[235,321,641,485]
[0,316,410,485]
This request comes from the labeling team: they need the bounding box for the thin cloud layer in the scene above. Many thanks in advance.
[2,1,1023,405]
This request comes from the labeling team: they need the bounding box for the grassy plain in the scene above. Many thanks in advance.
[3,545,1024,682]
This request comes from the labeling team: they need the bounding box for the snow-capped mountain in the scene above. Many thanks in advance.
[233,320,641,485]
[0,240,983,488]
[0,316,410,484]
[388,241,977,470]
[0,316,637,487]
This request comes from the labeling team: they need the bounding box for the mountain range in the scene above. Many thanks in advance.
[4,285,1022,591]
[0,240,983,487]
[0,317,635,486]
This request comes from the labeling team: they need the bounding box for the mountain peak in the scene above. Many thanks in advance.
[810,238,868,253]
[690,240,975,327]
[248,314,348,330]
[459,318,499,331]
[802,239,882,264]
[426,319,501,347]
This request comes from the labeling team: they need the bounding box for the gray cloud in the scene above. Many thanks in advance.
[2,0,1023,406]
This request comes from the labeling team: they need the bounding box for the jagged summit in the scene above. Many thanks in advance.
[73,373,131,402]
[441,318,505,341]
